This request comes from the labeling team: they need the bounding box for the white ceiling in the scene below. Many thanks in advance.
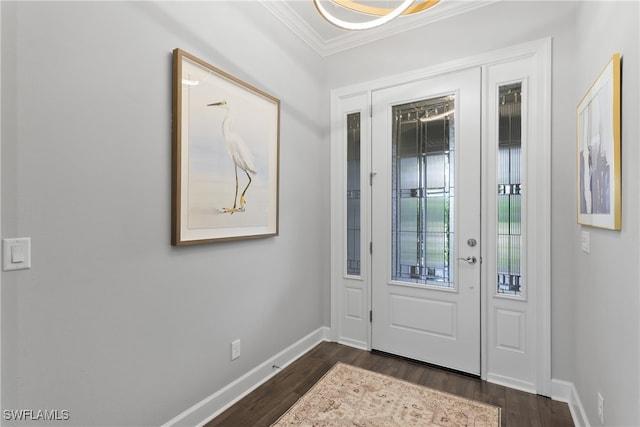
[259,0,500,56]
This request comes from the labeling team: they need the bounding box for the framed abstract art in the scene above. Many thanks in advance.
[576,53,621,230]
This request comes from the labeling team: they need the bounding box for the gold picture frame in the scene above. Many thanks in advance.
[576,53,621,230]
[172,49,280,245]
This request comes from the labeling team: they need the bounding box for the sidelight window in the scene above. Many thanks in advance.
[497,83,523,296]
[346,113,361,276]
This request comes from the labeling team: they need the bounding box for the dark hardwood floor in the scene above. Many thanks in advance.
[205,342,573,427]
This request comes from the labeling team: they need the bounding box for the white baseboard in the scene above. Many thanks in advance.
[163,334,588,427]
[336,337,368,351]
[163,327,331,427]
[551,378,590,427]
[486,372,536,394]
[486,373,590,427]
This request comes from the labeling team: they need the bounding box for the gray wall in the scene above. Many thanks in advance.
[574,2,640,425]
[1,2,329,426]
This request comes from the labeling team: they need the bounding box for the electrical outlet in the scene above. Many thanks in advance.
[597,392,604,424]
[231,339,241,360]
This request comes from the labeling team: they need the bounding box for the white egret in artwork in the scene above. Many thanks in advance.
[207,100,257,213]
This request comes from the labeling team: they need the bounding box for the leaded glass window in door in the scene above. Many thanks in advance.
[497,83,523,296]
[391,95,455,287]
[346,113,361,276]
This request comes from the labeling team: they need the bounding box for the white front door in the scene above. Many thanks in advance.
[371,68,481,374]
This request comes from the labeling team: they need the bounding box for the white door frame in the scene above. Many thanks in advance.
[0,2,4,420]
[330,38,551,395]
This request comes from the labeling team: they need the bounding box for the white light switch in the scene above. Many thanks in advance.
[11,245,25,263]
[581,231,590,254]
[3,238,31,271]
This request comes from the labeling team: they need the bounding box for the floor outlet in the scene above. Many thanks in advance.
[597,392,604,424]
[231,339,241,360]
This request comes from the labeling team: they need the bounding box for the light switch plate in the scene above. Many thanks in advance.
[231,339,241,360]
[581,231,590,254]
[3,238,31,271]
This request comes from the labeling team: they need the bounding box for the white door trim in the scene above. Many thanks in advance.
[0,2,4,420]
[534,38,552,397]
[330,37,552,395]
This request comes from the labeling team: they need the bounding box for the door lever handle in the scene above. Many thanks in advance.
[457,256,477,264]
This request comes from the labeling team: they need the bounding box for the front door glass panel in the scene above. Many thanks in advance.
[391,95,455,287]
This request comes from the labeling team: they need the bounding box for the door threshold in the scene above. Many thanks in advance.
[370,349,481,380]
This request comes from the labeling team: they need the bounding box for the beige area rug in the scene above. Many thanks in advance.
[272,362,500,427]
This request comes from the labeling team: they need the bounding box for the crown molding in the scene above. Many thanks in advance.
[260,0,500,57]
[259,0,329,55]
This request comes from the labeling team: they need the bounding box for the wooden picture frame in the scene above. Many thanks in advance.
[576,53,621,230]
[172,49,280,245]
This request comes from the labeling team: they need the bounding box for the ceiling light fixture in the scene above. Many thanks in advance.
[313,0,441,31]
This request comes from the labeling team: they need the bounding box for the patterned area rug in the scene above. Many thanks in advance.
[272,362,500,427]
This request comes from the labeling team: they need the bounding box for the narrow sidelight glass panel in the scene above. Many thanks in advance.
[391,96,455,287]
[346,113,361,276]
[497,83,523,296]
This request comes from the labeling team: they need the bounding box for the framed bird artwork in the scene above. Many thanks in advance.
[172,49,280,245]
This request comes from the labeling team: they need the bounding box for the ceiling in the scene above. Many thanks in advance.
[259,0,499,57]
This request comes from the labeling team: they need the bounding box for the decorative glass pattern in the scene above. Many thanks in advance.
[346,113,361,276]
[391,96,455,287]
[497,83,523,296]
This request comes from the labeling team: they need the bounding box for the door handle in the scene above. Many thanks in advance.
[457,256,477,264]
